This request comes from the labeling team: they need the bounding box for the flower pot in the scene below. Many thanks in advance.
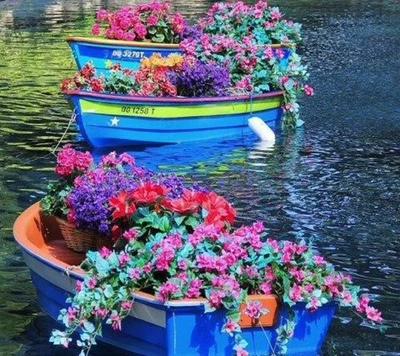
[54,217,111,253]
[67,36,182,74]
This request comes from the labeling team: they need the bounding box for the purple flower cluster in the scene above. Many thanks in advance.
[169,60,230,97]
[181,23,204,41]
[67,167,139,234]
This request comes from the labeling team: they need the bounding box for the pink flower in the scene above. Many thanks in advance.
[304,84,315,96]
[209,289,225,308]
[341,290,353,305]
[118,252,130,266]
[235,346,249,356]
[185,278,203,298]
[121,300,133,311]
[109,311,122,330]
[267,238,280,253]
[157,281,180,302]
[222,318,240,336]
[289,284,303,302]
[147,14,158,26]
[87,276,97,289]
[196,253,215,271]
[244,300,264,319]
[356,294,370,313]
[99,246,111,258]
[270,8,281,20]
[123,228,138,241]
[260,282,272,294]
[128,267,142,280]
[94,307,108,318]
[91,23,101,36]
[313,255,325,266]
[307,296,321,311]
[76,280,83,292]
[365,306,383,323]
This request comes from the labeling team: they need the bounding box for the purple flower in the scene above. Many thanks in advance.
[169,60,230,97]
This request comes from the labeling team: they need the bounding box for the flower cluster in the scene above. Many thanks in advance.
[169,59,230,97]
[178,0,314,127]
[91,1,185,43]
[61,62,102,93]
[199,1,302,45]
[133,53,182,96]
[50,196,383,354]
[41,146,208,241]
[40,145,92,218]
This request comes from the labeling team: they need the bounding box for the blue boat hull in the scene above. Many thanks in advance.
[14,204,336,356]
[66,91,284,148]
[67,37,182,74]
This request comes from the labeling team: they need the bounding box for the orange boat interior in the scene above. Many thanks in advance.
[13,202,86,269]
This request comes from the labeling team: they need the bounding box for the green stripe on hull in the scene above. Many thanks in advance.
[79,97,282,119]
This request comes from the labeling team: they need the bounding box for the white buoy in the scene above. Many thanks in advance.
[248,117,276,143]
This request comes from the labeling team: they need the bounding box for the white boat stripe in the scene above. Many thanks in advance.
[23,251,166,328]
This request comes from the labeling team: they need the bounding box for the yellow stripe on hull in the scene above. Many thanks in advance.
[80,97,282,119]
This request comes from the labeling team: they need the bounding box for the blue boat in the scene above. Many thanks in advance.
[65,90,284,148]
[66,37,291,74]
[14,203,336,356]
[67,36,182,73]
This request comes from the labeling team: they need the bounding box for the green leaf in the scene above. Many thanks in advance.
[95,258,110,277]
[151,33,165,43]
[103,285,114,298]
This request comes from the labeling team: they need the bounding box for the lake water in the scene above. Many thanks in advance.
[0,0,399,355]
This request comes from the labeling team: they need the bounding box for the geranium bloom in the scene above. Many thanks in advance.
[109,191,137,220]
[130,182,169,204]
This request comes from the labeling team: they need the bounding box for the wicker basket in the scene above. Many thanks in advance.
[55,217,112,253]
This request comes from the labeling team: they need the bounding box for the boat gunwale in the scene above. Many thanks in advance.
[66,36,293,50]
[63,90,284,105]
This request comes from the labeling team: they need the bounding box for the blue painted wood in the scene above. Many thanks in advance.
[67,91,283,148]
[27,253,335,356]
[68,39,182,74]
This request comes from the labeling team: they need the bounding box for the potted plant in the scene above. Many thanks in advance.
[49,170,383,355]
[40,146,206,252]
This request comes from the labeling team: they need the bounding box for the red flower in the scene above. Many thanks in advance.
[161,198,199,214]
[80,62,95,79]
[129,182,169,204]
[90,78,104,92]
[200,191,236,228]
[60,78,74,91]
[109,191,136,220]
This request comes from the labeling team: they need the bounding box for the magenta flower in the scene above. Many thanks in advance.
[304,84,315,96]
[365,306,383,323]
[244,300,264,319]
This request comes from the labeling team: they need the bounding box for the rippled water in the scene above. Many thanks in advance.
[1,0,399,354]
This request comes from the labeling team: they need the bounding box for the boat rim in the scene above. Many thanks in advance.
[63,89,284,104]
[66,36,293,49]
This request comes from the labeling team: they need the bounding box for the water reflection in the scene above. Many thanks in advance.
[1,0,400,354]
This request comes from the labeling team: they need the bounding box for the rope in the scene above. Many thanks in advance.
[9,110,77,166]
[51,109,77,156]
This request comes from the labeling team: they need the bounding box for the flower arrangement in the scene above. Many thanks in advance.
[198,1,302,45]
[41,146,206,241]
[49,157,383,355]
[40,145,92,219]
[62,1,315,127]
[91,1,185,43]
